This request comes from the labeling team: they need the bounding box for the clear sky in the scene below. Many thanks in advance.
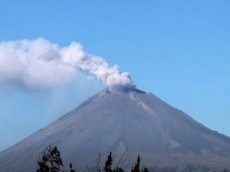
[0,0,229,150]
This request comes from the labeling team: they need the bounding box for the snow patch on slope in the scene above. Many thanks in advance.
[130,92,157,117]
[170,140,181,148]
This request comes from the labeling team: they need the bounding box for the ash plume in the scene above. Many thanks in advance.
[0,38,133,89]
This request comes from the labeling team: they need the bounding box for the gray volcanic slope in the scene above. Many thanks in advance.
[0,87,230,171]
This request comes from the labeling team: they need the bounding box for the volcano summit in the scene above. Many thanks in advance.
[0,86,230,171]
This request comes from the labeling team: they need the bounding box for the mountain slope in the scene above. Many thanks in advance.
[0,87,230,171]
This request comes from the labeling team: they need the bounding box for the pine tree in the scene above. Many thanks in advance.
[131,156,149,172]
[37,145,63,172]
[104,152,113,172]
[131,155,140,172]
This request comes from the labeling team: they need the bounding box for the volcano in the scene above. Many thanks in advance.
[0,86,230,171]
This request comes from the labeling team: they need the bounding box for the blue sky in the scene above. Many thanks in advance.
[0,0,230,150]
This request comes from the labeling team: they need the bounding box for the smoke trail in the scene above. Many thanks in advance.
[0,38,133,89]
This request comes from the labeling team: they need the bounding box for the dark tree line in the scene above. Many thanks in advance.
[37,146,230,172]
[37,146,148,172]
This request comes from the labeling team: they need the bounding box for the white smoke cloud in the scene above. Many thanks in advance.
[0,38,133,89]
